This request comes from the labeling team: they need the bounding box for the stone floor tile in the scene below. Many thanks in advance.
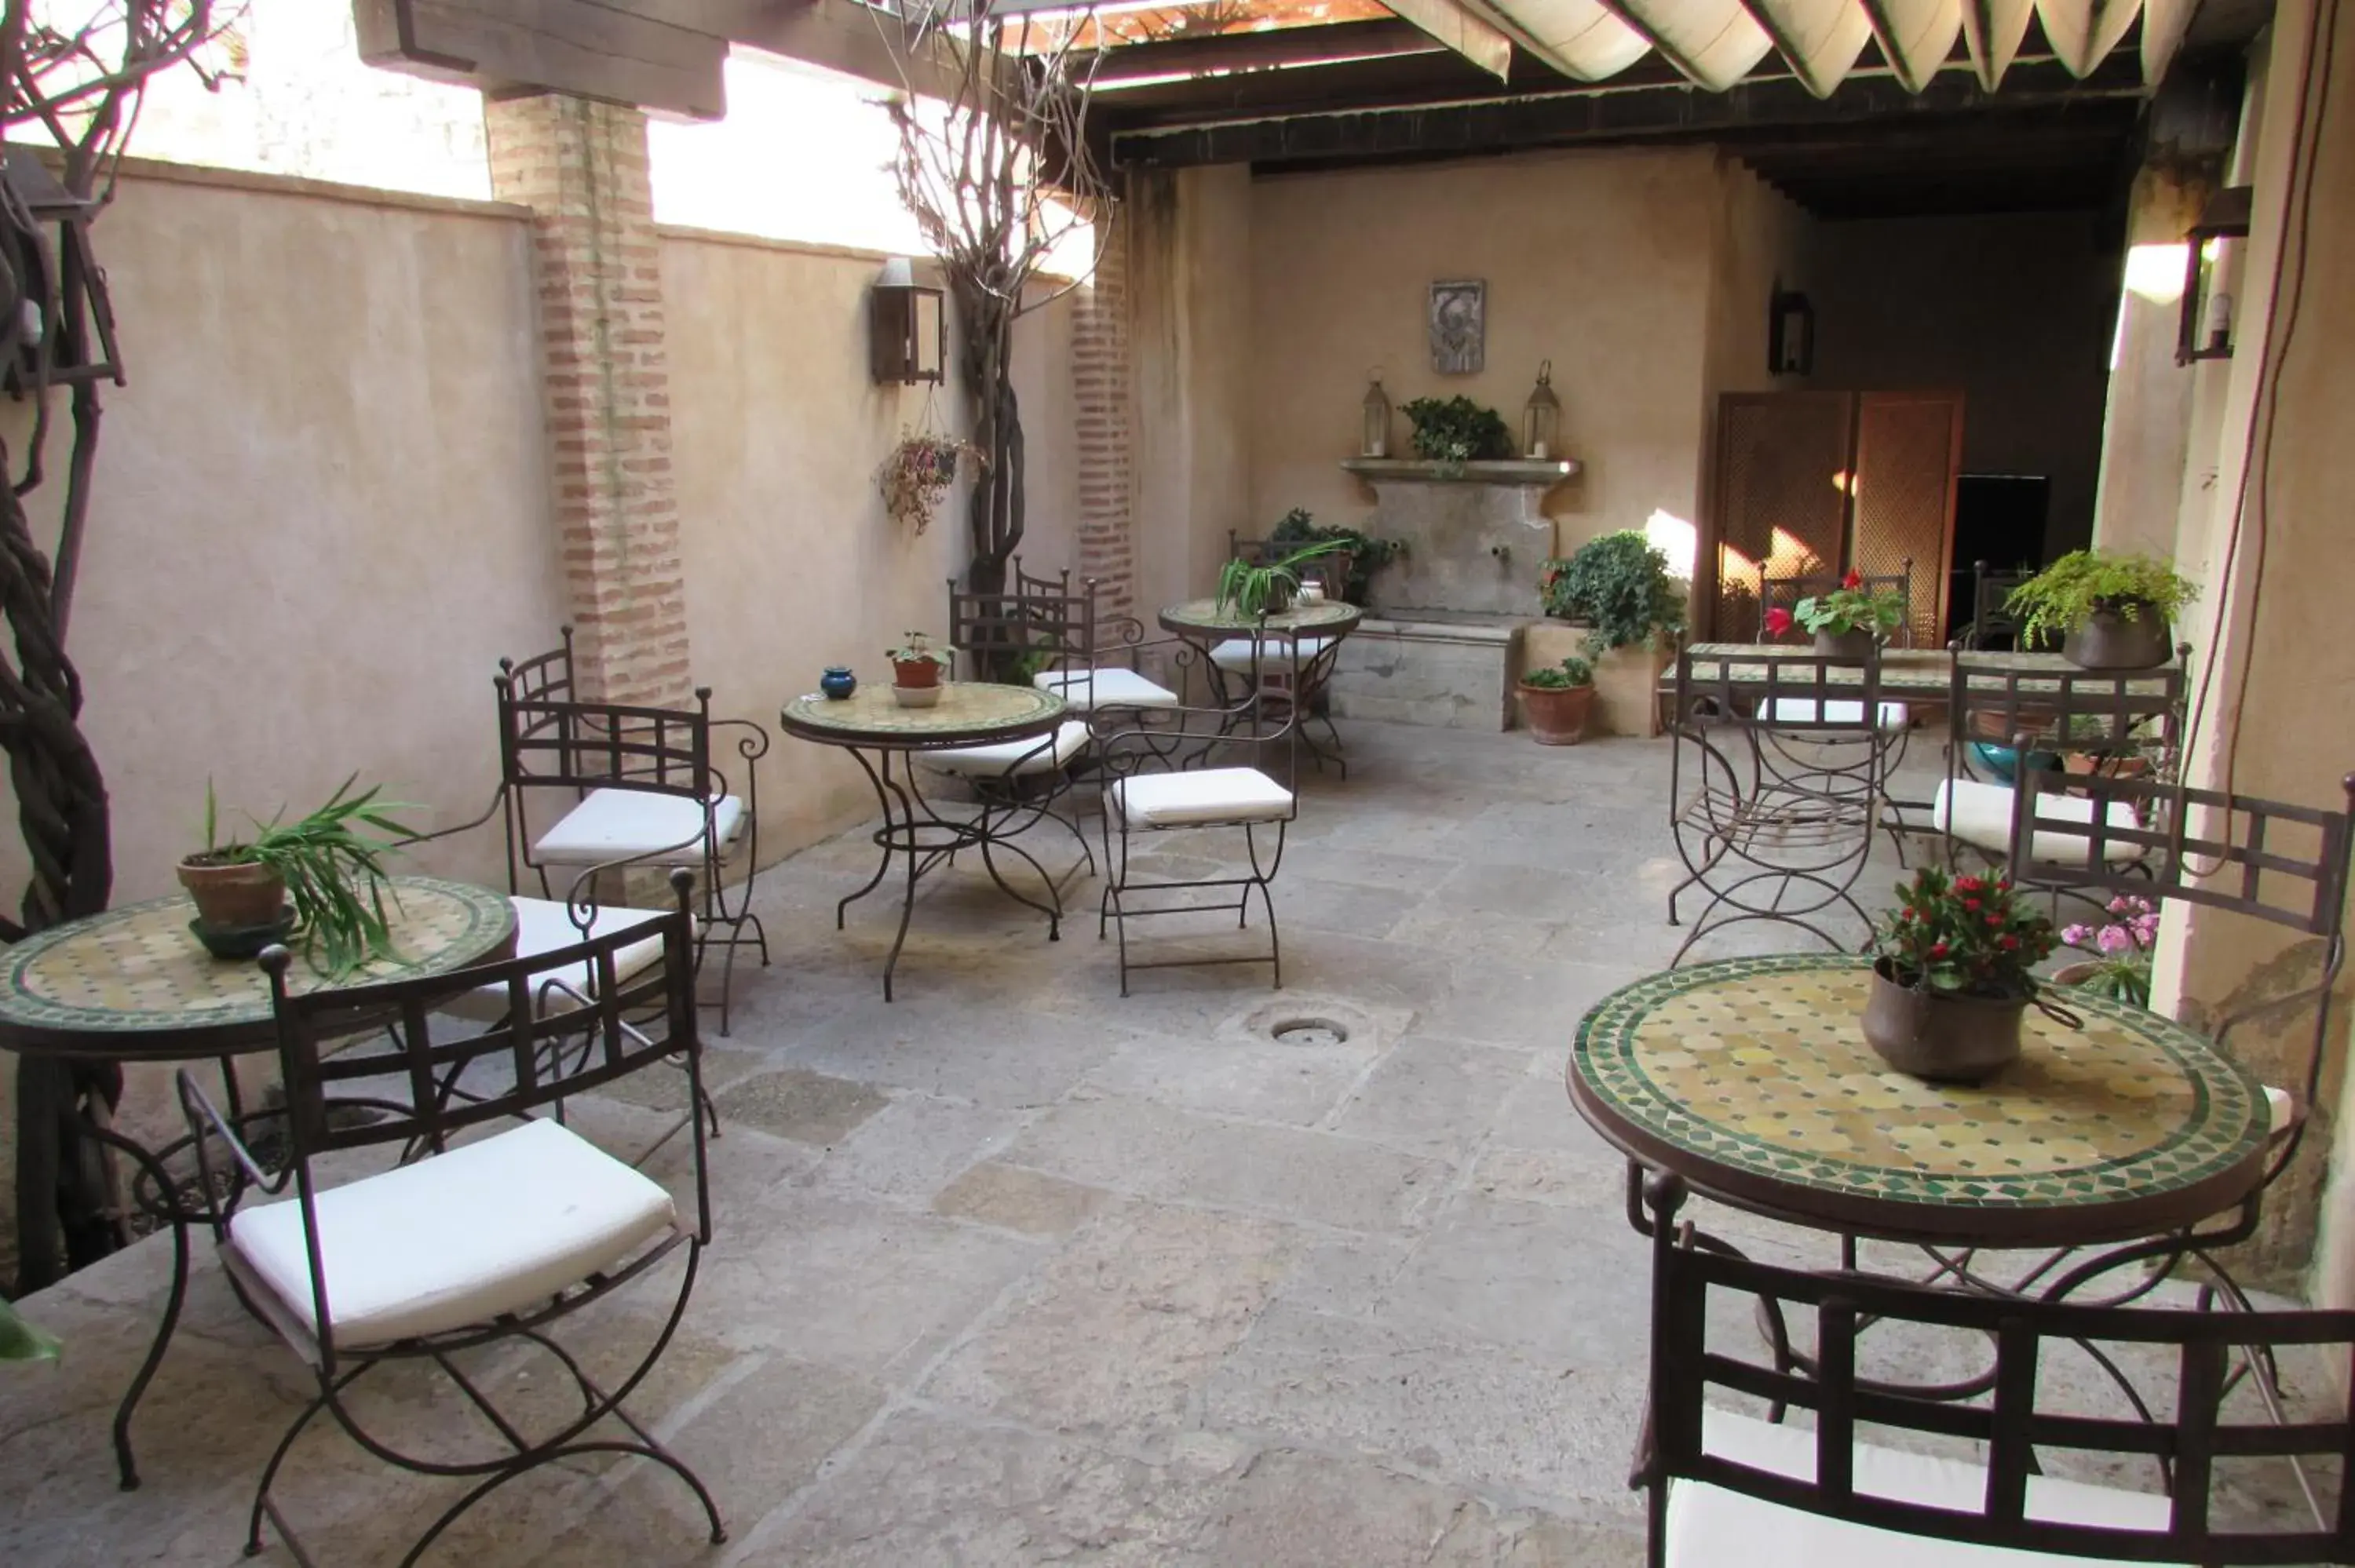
[784,995,1134,1109]
[932,1161,1112,1237]
[1083,1027,1379,1126]
[1004,1093,1449,1233]
[1328,1036,1529,1158]
[712,1067,890,1147]
[813,1093,1029,1200]
[1377,1191,1653,1362]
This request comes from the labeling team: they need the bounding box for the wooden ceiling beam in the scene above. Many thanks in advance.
[353,0,730,118]
[1090,19,1444,84]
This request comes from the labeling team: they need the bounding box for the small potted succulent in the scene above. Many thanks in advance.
[2054,895,2160,1008]
[1862,866,2061,1083]
[2004,550,2198,669]
[1768,569,1904,658]
[888,631,949,707]
[1517,656,1595,745]
[177,776,417,972]
[878,432,984,534]
[1216,538,1347,618]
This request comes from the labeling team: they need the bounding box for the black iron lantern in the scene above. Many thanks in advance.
[1,149,121,396]
[870,257,944,385]
[1522,359,1561,460]
[1769,288,1814,377]
[1361,373,1392,458]
[2178,185,2251,366]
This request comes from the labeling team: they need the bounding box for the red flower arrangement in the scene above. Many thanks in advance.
[1794,567,1906,639]
[1873,866,2058,998]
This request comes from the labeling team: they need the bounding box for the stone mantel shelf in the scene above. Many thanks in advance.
[1342,458,1580,485]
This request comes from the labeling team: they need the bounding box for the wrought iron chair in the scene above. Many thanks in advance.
[1935,658,2185,884]
[1093,628,1300,995]
[1636,1171,2355,1568]
[1667,647,1897,963]
[484,629,769,1035]
[1010,560,1174,716]
[1206,531,1356,777]
[1961,559,2037,650]
[177,871,723,1566]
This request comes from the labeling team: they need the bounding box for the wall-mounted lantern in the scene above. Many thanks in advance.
[2178,185,2251,366]
[0,149,120,396]
[1522,359,1561,460]
[870,257,944,385]
[1361,372,1392,458]
[1769,288,1814,377]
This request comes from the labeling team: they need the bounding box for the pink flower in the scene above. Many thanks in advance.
[2096,924,2134,956]
[2060,924,2092,947]
[1764,607,1795,637]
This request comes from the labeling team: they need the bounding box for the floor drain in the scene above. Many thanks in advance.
[1271,1018,1349,1047]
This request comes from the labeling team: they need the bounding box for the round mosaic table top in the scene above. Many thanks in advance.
[780,680,1066,750]
[1569,954,2272,1247]
[0,877,517,1062]
[1159,597,1364,639]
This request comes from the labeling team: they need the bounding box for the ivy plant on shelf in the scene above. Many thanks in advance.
[1269,507,1404,605]
[1398,396,1514,476]
[1537,531,1687,653]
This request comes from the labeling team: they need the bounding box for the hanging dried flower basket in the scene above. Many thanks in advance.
[879,431,986,534]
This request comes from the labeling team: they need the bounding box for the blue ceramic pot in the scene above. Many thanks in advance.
[1968,742,2060,783]
[820,665,857,701]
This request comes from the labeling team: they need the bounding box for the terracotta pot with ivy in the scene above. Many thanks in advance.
[2004,551,2198,670]
[1536,531,1686,652]
[1517,657,1594,745]
[1862,866,2065,1083]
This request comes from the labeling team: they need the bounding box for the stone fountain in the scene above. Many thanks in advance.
[1327,457,1579,730]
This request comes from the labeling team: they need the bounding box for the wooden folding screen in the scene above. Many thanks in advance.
[1705,390,1964,644]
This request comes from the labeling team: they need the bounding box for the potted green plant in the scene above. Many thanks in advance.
[1862,866,2061,1083]
[2004,550,2198,669]
[177,776,418,974]
[2054,895,2159,1007]
[1537,531,1686,652]
[1771,569,1905,658]
[878,432,983,534]
[1217,538,1347,618]
[1269,507,1404,606]
[888,631,948,707]
[1398,396,1514,476]
[1517,656,1595,745]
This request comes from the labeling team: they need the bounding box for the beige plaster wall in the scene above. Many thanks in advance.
[659,228,1083,852]
[1806,211,2116,559]
[1244,147,1722,586]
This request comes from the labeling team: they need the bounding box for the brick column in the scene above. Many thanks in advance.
[1072,202,1137,620]
[484,93,690,706]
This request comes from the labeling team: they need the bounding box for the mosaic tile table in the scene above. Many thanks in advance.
[783,680,1074,1001]
[1667,644,2183,702]
[1570,954,2271,1248]
[0,876,515,1490]
[1159,599,1361,775]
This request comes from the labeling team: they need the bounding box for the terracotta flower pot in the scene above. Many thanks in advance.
[1517,682,1596,746]
[1813,628,1876,660]
[891,658,943,690]
[176,855,286,930]
[1860,958,2028,1084]
[2061,604,2171,670]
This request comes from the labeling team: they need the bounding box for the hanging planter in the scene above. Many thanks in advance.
[879,431,984,534]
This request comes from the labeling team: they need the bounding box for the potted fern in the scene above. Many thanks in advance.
[2004,551,2197,669]
[1217,538,1348,618]
[177,776,418,973]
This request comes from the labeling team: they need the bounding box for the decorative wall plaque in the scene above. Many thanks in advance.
[1429,279,1485,375]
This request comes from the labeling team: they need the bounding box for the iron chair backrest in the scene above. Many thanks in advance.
[1227,530,1356,603]
[1758,560,1913,647]
[1944,658,2186,776]
[1673,646,1893,736]
[1966,560,2038,650]
[247,870,707,1364]
[1091,624,1302,777]
[1640,1172,2355,1566]
[947,561,1101,687]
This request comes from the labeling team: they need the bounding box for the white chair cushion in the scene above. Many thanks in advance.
[531,787,746,868]
[1766,697,1911,732]
[1208,636,1331,673]
[444,896,670,1021]
[228,1118,676,1348]
[1033,666,1180,711]
[2265,1083,2296,1136]
[1111,767,1294,827]
[1933,778,2144,866]
[1668,1409,2178,1568]
[918,720,1091,778]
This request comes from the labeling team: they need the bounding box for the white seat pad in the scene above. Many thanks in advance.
[532,787,745,868]
[447,897,670,1020]
[1669,1409,2179,1568]
[1034,666,1180,711]
[1934,778,2144,866]
[1112,767,1294,827]
[229,1118,676,1348]
[1766,696,1910,731]
[1208,636,1331,673]
[918,720,1090,778]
